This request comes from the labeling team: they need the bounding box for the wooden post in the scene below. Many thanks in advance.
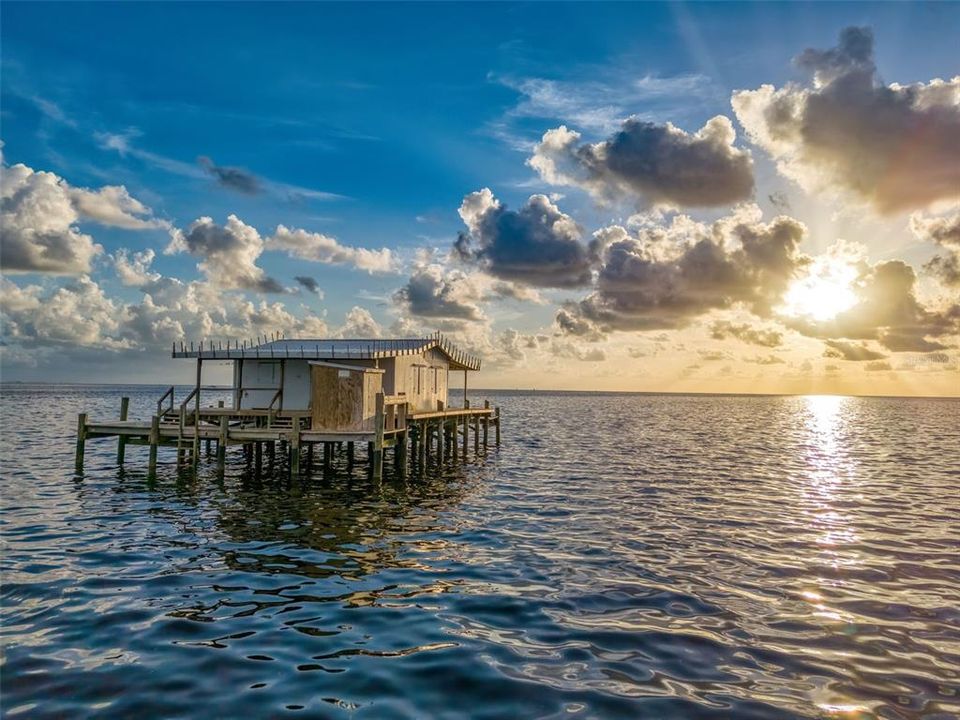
[192,358,202,466]
[267,440,275,468]
[462,400,469,457]
[306,443,314,473]
[116,396,129,465]
[217,415,228,473]
[323,442,332,470]
[148,414,159,476]
[418,421,426,471]
[373,392,384,480]
[483,400,490,449]
[463,369,468,408]
[255,442,263,476]
[398,430,408,478]
[290,432,300,479]
[495,406,501,445]
[437,420,445,464]
[347,441,355,467]
[235,358,243,410]
[451,418,458,462]
[474,412,479,453]
[75,413,87,472]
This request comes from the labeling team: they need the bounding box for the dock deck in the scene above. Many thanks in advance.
[76,393,501,479]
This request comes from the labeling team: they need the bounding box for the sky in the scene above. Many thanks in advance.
[2,2,959,395]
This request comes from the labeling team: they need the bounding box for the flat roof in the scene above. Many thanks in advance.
[171,335,481,371]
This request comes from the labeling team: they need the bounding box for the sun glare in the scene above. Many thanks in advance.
[780,258,858,322]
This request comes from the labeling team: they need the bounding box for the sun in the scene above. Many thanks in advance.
[780,257,859,322]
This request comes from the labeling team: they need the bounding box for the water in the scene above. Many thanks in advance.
[1,385,958,719]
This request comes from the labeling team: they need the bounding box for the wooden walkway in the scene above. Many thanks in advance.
[76,393,501,480]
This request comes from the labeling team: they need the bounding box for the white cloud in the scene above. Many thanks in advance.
[268,225,394,273]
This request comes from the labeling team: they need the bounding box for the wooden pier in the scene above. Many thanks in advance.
[75,391,501,479]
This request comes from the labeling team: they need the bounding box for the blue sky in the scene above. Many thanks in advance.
[2,3,959,393]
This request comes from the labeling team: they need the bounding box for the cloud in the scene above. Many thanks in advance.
[784,251,960,352]
[166,215,285,293]
[823,339,887,361]
[294,276,321,294]
[268,225,394,273]
[494,71,714,136]
[338,306,382,338]
[114,248,161,287]
[393,263,485,322]
[732,26,960,214]
[558,206,808,334]
[1,160,164,274]
[528,115,754,208]
[912,211,960,287]
[865,361,893,372]
[197,156,262,195]
[455,188,592,288]
[709,320,783,347]
[744,354,785,365]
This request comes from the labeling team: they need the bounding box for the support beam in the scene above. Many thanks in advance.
[192,358,202,467]
[116,397,129,465]
[148,415,159,476]
[217,415,228,474]
[75,413,87,472]
[483,400,490,449]
[289,432,300,479]
[372,392,384,480]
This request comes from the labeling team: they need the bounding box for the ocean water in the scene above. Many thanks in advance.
[1,385,958,719]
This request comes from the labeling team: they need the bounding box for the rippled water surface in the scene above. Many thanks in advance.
[2,385,959,719]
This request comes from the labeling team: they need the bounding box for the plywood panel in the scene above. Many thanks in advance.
[311,366,382,431]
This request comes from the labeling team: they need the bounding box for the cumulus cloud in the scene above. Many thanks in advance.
[295,276,321,294]
[393,263,485,322]
[823,339,887,361]
[1,161,164,274]
[709,320,783,347]
[455,188,592,288]
[114,248,162,287]
[166,214,285,293]
[268,225,394,273]
[784,252,960,352]
[528,115,754,208]
[732,26,960,214]
[557,206,808,334]
[197,156,262,195]
[338,306,382,338]
[912,212,960,287]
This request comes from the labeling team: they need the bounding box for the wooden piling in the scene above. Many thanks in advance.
[347,441,355,467]
[461,401,469,458]
[116,397,129,465]
[372,392,384,480]
[148,414,159,476]
[398,430,408,478]
[255,442,263,476]
[473,413,479,453]
[323,442,332,470]
[217,415,228,473]
[290,433,300,479]
[306,443,314,472]
[75,413,87,472]
[495,406,501,445]
[483,400,490,449]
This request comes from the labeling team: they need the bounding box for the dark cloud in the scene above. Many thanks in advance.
[393,264,484,321]
[823,339,886,361]
[167,215,285,293]
[528,115,754,208]
[744,354,785,365]
[456,189,593,288]
[912,212,960,287]
[198,156,262,195]
[557,209,808,334]
[709,320,783,347]
[733,27,960,214]
[295,276,320,294]
[865,361,893,372]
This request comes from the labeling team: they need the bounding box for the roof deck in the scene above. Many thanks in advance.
[171,333,481,371]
